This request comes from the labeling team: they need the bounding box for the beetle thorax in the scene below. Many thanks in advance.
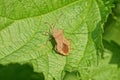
[52,29,64,38]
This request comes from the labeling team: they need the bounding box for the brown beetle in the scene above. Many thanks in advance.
[45,14,70,55]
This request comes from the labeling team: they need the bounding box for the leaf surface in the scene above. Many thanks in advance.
[0,0,114,80]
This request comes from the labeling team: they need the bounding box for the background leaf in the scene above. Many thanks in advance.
[102,0,120,80]
[103,0,120,67]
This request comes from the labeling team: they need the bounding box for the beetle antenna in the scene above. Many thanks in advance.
[52,13,63,28]
[44,22,53,30]
[44,13,63,30]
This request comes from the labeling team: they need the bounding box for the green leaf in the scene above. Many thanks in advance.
[63,71,79,80]
[103,4,120,45]
[0,0,114,80]
[102,1,120,80]
[103,1,120,67]
[88,49,118,80]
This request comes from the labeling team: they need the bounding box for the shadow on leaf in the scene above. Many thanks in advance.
[0,63,44,80]
[103,39,120,67]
